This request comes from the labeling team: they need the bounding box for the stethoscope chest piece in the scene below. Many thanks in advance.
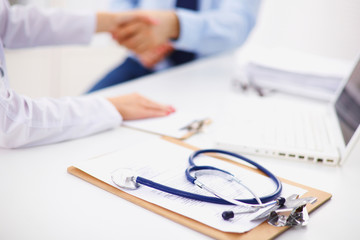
[111,168,140,190]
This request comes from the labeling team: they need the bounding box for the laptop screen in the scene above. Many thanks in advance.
[335,59,360,145]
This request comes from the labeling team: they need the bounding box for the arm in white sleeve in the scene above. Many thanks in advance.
[0,1,121,148]
[173,0,262,55]
[0,86,122,148]
[0,1,96,48]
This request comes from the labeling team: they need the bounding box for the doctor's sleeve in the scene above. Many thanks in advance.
[1,3,95,48]
[0,87,122,148]
[173,0,262,55]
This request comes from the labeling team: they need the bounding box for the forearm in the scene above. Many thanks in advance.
[2,4,95,48]
[0,89,121,148]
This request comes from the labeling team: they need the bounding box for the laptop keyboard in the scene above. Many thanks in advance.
[216,97,339,164]
[262,108,332,151]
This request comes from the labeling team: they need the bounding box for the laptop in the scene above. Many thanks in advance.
[214,58,360,165]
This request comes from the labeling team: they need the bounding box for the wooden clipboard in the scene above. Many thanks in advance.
[67,137,332,240]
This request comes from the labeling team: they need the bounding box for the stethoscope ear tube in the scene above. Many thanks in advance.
[135,176,235,204]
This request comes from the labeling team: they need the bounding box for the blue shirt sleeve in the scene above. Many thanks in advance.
[110,0,138,10]
[174,0,262,56]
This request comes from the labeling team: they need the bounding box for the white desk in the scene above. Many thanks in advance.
[1,53,359,240]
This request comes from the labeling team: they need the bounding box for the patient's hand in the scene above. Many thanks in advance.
[107,93,175,120]
[138,43,174,69]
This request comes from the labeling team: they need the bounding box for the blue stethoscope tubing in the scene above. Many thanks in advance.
[134,149,282,205]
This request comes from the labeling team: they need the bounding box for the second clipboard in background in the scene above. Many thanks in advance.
[123,110,212,140]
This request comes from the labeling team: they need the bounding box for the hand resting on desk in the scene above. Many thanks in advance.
[107,93,175,120]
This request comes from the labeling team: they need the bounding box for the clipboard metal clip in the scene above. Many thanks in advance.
[180,118,212,134]
[252,194,317,227]
[266,194,317,227]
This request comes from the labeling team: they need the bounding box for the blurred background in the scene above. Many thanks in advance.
[5,0,360,98]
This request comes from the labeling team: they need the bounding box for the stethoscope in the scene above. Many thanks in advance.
[111,149,284,220]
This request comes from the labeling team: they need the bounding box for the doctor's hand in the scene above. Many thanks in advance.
[111,10,180,55]
[107,93,175,120]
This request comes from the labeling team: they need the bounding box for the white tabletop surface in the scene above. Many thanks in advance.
[1,53,359,240]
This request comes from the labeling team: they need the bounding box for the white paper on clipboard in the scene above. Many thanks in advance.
[73,138,307,233]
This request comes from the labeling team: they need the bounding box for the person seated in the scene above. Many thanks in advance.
[87,0,262,92]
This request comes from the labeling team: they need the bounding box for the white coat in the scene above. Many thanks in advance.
[0,0,122,148]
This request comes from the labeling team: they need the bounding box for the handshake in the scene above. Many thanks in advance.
[96,11,180,68]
